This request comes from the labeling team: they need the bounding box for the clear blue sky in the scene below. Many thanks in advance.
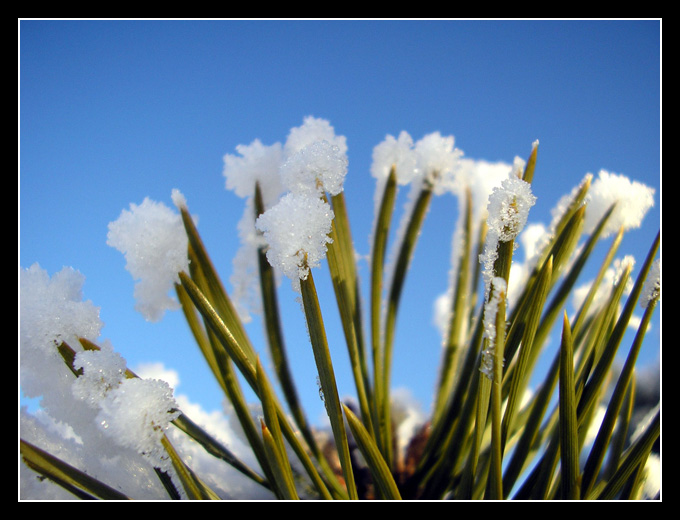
[20,19,661,427]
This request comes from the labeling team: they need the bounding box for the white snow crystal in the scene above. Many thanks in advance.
[479,176,536,303]
[223,139,285,208]
[280,139,348,197]
[584,170,655,238]
[20,263,104,410]
[454,158,515,221]
[641,258,661,308]
[97,378,180,471]
[20,263,103,356]
[480,277,507,380]
[255,192,334,292]
[510,156,526,179]
[171,188,188,210]
[413,131,463,195]
[107,196,190,322]
[223,140,286,322]
[486,176,537,242]
[72,342,128,409]
[371,131,419,185]
[284,115,347,158]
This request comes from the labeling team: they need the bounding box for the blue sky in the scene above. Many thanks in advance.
[20,19,661,428]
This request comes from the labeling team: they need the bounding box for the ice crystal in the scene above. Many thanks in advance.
[255,192,334,292]
[280,139,348,197]
[584,170,655,238]
[96,378,180,471]
[107,196,190,322]
[480,277,507,380]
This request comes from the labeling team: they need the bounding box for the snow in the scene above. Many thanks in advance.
[71,342,127,409]
[96,378,180,472]
[486,176,537,243]
[480,276,507,380]
[20,263,104,412]
[20,263,103,358]
[641,258,661,308]
[280,138,348,197]
[413,131,463,195]
[284,115,347,158]
[223,139,285,208]
[223,116,348,319]
[371,131,419,186]
[584,170,655,238]
[107,195,190,322]
[479,176,537,302]
[255,192,335,292]
[454,158,516,222]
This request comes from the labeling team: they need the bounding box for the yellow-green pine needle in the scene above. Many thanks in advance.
[326,192,375,442]
[500,255,553,453]
[486,284,507,500]
[369,167,398,460]
[570,226,625,338]
[179,271,336,499]
[172,412,270,491]
[558,312,580,500]
[342,403,402,500]
[300,272,358,500]
[20,439,131,500]
[382,182,434,469]
[256,356,299,499]
[577,232,659,422]
[501,349,560,496]
[462,364,491,500]
[175,281,230,395]
[580,294,659,498]
[161,435,220,500]
[180,206,256,363]
[253,183,331,484]
[260,421,299,500]
[522,141,538,184]
[592,409,659,500]
[603,375,636,481]
[434,187,473,421]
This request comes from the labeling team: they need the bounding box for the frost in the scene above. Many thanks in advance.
[413,131,463,195]
[72,342,127,409]
[280,139,348,197]
[223,119,346,319]
[524,173,593,271]
[20,263,103,357]
[20,263,104,408]
[640,453,661,499]
[480,277,507,380]
[509,156,526,179]
[107,196,190,322]
[454,158,515,222]
[371,131,419,186]
[223,139,285,208]
[223,140,285,322]
[486,176,537,243]
[479,176,536,301]
[255,192,334,292]
[584,170,655,238]
[284,115,347,158]
[97,378,180,471]
[641,258,661,308]
[171,188,188,210]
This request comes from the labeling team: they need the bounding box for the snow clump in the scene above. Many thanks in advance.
[107,194,190,322]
